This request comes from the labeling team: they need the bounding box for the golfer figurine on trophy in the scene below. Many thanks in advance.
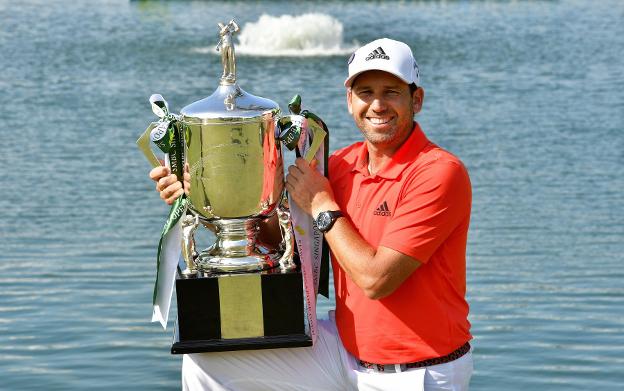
[137,19,330,354]
[216,20,239,84]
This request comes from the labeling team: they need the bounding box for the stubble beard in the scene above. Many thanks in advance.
[357,115,414,148]
[360,126,400,145]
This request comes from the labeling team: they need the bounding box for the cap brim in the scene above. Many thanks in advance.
[344,67,412,88]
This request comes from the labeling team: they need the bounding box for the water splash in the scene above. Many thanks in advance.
[194,13,358,57]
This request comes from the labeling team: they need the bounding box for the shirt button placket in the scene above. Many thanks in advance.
[355,175,365,209]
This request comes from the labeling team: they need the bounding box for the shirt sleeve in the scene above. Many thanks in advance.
[379,160,471,264]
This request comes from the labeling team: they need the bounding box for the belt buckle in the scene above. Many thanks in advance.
[358,360,413,373]
[390,364,407,373]
[374,363,405,373]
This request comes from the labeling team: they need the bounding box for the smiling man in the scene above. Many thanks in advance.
[152,38,473,391]
[286,37,473,390]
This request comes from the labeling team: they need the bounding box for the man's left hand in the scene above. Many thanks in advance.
[285,158,339,217]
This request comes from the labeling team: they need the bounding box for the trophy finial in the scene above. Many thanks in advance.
[216,19,240,85]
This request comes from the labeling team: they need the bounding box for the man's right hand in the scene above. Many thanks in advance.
[149,163,191,205]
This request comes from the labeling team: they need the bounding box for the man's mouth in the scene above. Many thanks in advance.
[367,117,392,125]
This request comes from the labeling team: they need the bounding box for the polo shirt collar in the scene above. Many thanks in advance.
[352,122,429,180]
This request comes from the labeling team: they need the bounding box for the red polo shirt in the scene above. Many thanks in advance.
[328,122,472,364]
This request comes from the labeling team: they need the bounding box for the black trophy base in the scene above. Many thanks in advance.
[172,327,312,354]
[171,268,311,354]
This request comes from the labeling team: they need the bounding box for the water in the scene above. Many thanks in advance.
[1,0,623,389]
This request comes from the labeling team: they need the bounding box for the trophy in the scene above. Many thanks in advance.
[137,20,329,354]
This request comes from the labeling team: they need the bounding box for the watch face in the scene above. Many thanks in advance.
[318,212,332,231]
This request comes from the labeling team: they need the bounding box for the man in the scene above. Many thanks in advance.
[151,38,473,391]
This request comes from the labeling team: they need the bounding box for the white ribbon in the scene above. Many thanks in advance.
[151,154,187,329]
[151,212,184,329]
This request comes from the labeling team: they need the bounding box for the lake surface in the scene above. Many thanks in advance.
[1,0,623,389]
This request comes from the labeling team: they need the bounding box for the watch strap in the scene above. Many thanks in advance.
[327,210,343,220]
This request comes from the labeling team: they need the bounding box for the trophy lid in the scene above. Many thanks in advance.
[180,84,279,123]
[180,20,279,124]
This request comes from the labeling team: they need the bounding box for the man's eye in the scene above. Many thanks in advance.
[386,90,400,96]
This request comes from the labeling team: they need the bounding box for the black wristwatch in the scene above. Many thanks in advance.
[315,210,344,233]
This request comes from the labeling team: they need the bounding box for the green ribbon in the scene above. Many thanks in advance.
[277,117,302,151]
[151,119,184,182]
[169,121,185,182]
[151,120,173,153]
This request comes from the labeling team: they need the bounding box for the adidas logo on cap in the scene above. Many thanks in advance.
[365,47,390,61]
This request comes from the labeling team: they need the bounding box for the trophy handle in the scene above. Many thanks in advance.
[136,122,163,168]
[180,213,200,277]
[277,193,296,271]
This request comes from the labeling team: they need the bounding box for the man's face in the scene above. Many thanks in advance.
[347,70,423,149]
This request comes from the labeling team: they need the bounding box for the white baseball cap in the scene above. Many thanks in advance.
[344,38,420,88]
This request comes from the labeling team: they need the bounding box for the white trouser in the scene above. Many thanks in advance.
[182,314,473,391]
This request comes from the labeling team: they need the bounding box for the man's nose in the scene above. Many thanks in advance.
[370,97,387,112]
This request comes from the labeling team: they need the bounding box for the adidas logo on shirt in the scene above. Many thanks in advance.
[373,201,391,216]
[365,47,390,61]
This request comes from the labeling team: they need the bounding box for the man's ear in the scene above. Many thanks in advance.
[347,88,353,115]
[412,87,424,115]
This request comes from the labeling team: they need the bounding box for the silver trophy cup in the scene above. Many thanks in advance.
[137,20,327,353]
[141,19,296,276]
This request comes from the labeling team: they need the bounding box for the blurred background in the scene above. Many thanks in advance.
[1,0,623,389]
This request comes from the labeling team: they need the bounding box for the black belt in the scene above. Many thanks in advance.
[358,342,471,373]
